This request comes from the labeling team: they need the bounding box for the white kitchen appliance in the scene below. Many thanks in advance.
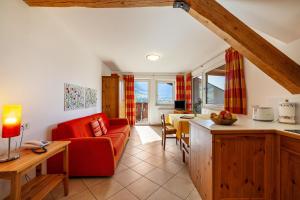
[279,99,296,124]
[252,106,274,122]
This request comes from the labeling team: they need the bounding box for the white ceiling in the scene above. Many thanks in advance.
[41,0,300,73]
[218,0,300,43]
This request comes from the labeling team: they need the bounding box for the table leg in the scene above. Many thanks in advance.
[63,146,69,196]
[10,174,21,200]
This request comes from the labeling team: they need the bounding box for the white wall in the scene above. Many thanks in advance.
[244,36,300,123]
[0,0,108,197]
[134,74,176,125]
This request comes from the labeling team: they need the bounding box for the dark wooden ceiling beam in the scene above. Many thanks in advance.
[23,0,300,94]
[23,0,174,8]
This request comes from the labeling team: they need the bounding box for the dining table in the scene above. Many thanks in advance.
[166,114,210,142]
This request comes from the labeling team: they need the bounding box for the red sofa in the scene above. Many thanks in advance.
[47,113,130,177]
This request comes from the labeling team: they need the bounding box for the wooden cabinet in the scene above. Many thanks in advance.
[280,136,300,199]
[189,122,275,200]
[189,124,213,200]
[102,75,119,118]
[213,134,275,200]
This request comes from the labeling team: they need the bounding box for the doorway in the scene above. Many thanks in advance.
[134,80,150,125]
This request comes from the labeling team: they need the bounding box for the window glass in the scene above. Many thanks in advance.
[206,65,225,105]
[156,81,174,105]
[134,81,149,103]
[193,76,203,113]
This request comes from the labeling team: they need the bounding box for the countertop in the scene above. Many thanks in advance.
[190,116,300,139]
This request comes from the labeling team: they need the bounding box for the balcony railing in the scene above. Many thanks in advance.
[136,102,148,124]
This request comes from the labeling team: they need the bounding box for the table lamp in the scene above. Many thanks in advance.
[0,105,22,162]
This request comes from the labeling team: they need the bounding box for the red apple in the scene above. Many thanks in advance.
[224,111,232,120]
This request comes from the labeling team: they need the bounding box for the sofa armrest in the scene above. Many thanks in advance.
[109,118,129,126]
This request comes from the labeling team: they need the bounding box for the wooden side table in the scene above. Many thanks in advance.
[0,141,70,200]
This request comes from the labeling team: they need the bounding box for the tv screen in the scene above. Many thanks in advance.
[174,101,185,110]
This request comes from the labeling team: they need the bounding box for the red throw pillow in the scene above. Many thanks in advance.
[98,117,108,135]
[90,120,103,137]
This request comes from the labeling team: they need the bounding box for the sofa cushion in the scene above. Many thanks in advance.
[108,125,130,135]
[90,120,102,137]
[98,117,108,135]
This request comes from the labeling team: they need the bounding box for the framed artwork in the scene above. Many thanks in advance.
[85,88,97,108]
[64,83,85,111]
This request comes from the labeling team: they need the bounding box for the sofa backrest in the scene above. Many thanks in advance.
[54,113,110,139]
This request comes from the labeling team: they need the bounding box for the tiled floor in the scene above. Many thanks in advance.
[46,126,202,200]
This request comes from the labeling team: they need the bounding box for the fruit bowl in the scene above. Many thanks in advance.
[210,117,237,126]
[210,111,238,126]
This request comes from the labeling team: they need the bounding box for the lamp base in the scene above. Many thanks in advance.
[0,152,20,163]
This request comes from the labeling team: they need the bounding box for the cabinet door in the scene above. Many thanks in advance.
[281,137,300,200]
[189,124,213,200]
[214,134,274,200]
[108,78,119,118]
[102,76,119,118]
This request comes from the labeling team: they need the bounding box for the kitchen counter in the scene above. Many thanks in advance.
[190,117,300,139]
[189,116,300,200]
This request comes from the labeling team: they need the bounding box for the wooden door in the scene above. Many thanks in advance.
[102,76,119,118]
[280,136,300,200]
[213,134,274,200]
[189,123,213,200]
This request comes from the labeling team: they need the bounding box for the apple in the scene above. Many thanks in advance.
[224,111,232,120]
[219,111,227,119]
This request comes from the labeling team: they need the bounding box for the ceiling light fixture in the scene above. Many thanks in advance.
[146,54,160,61]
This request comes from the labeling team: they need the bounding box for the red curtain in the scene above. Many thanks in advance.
[124,75,136,125]
[176,75,185,101]
[225,48,247,114]
[185,73,192,111]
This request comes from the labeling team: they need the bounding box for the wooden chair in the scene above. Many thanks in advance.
[181,135,190,163]
[161,114,177,150]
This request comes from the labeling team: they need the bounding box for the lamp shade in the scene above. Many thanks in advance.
[2,105,22,138]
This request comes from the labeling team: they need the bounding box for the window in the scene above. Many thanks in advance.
[205,65,225,105]
[192,75,203,113]
[156,81,174,105]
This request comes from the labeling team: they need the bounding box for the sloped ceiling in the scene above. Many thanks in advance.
[40,0,299,73]
[217,0,300,43]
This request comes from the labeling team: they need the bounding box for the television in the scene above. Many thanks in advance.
[174,100,186,110]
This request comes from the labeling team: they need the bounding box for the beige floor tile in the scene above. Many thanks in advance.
[163,176,195,199]
[115,163,128,174]
[186,189,202,200]
[127,177,159,200]
[144,155,166,167]
[157,160,184,174]
[90,179,123,200]
[119,156,143,167]
[147,188,182,200]
[145,168,174,185]
[52,178,87,200]
[108,188,139,200]
[83,177,113,189]
[131,161,155,175]
[176,167,192,181]
[133,151,153,160]
[113,168,142,187]
[124,147,143,155]
[66,190,96,200]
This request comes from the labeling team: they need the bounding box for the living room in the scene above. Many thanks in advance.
[1,0,300,200]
